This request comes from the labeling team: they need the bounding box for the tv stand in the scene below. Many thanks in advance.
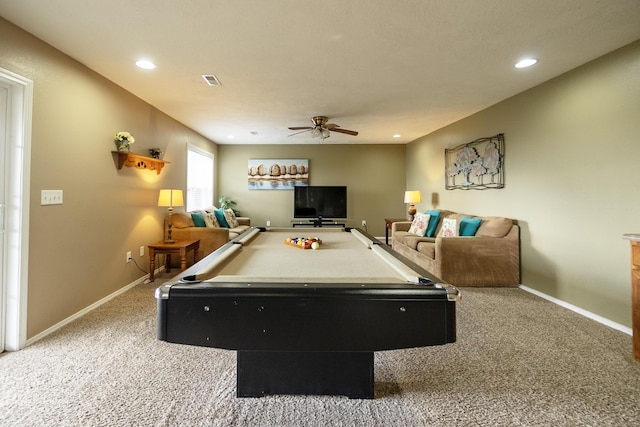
[292,218,346,228]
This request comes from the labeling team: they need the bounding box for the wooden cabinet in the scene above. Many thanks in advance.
[623,234,640,361]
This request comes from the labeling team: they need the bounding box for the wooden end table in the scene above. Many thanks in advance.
[148,239,200,282]
[384,218,409,245]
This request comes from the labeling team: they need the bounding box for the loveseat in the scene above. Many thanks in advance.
[164,207,251,266]
[391,210,519,286]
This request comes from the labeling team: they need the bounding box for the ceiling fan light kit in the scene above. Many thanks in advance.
[288,116,358,140]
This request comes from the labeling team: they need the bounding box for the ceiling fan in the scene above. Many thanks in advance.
[288,116,358,140]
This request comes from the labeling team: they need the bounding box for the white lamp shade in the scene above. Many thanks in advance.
[158,189,184,208]
[404,190,422,204]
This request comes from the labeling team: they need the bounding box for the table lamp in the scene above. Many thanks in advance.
[158,189,184,243]
[404,190,422,220]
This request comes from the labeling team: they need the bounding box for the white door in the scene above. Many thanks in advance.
[0,68,32,352]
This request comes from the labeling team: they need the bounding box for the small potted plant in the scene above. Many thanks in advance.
[114,131,135,151]
[218,196,240,216]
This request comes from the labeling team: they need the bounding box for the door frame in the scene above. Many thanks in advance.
[0,67,32,351]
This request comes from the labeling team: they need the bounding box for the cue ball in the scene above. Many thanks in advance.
[311,241,319,250]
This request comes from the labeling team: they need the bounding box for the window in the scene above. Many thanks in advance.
[186,145,214,211]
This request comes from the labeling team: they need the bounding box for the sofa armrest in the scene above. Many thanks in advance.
[391,221,412,233]
[236,217,251,226]
[435,226,520,286]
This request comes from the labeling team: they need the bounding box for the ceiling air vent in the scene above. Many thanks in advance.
[202,74,222,86]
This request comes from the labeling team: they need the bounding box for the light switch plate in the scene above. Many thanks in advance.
[41,190,63,205]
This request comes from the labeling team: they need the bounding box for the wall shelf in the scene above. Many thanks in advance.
[111,151,169,175]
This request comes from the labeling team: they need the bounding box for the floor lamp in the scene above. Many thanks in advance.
[158,189,184,243]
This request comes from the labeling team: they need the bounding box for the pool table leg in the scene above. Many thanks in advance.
[236,350,374,399]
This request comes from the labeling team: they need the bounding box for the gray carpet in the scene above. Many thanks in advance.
[1,274,640,426]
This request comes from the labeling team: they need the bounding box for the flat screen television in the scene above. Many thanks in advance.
[294,186,347,220]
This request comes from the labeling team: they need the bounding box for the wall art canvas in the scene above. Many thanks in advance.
[248,159,309,190]
[445,134,505,190]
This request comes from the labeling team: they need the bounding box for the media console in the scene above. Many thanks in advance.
[291,218,346,228]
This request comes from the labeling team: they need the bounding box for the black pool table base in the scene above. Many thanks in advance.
[237,351,374,399]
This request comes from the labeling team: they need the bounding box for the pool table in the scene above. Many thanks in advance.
[156,227,459,399]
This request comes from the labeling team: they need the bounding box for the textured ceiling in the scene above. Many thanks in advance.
[1,0,640,145]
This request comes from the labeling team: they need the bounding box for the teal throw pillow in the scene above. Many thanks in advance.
[191,211,206,227]
[214,208,230,228]
[424,209,441,237]
[459,216,482,236]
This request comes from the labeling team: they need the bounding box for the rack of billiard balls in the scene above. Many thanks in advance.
[284,236,322,250]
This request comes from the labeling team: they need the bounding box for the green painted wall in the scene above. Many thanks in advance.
[218,144,407,236]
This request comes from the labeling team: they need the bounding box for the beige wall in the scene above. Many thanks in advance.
[218,144,407,235]
[0,18,217,338]
[407,40,640,327]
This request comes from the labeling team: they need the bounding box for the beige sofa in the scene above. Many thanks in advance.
[164,209,251,266]
[391,210,519,286]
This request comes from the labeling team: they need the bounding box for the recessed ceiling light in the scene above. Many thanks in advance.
[228,135,234,139]
[393,134,401,138]
[135,60,156,69]
[515,58,537,69]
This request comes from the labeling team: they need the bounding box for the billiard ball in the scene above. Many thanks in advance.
[311,241,320,250]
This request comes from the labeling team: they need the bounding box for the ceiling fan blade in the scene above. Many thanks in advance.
[288,126,314,130]
[324,123,339,129]
[288,129,313,137]
[330,128,358,136]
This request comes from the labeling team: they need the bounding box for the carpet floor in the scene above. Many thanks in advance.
[1,274,639,426]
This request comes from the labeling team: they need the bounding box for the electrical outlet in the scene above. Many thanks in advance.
[139,246,144,257]
[126,251,132,263]
[266,220,271,227]
[361,220,367,227]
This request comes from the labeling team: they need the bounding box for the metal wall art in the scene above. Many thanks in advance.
[248,159,309,190]
[445,134,505,190]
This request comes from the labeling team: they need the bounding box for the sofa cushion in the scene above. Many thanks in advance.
[204,212,219,228]
[459,216,482,236]
[191,211,206,227]
[408,213,430,236]
[170,212,195,229]
[396,232,435,250]
[214,208,230,228]
[432,210,455,236]
[224,209,240,228]
[440,217,458,237]
[228,224,251,240]
[476,217,513,238]
[424,210,441,237]
[416,241,436,259]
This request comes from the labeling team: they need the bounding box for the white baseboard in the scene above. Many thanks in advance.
[24,269,160,348]
[519,285,632,336]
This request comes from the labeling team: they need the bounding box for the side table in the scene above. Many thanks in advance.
[384,218,409,245]
[148,239,200,282]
